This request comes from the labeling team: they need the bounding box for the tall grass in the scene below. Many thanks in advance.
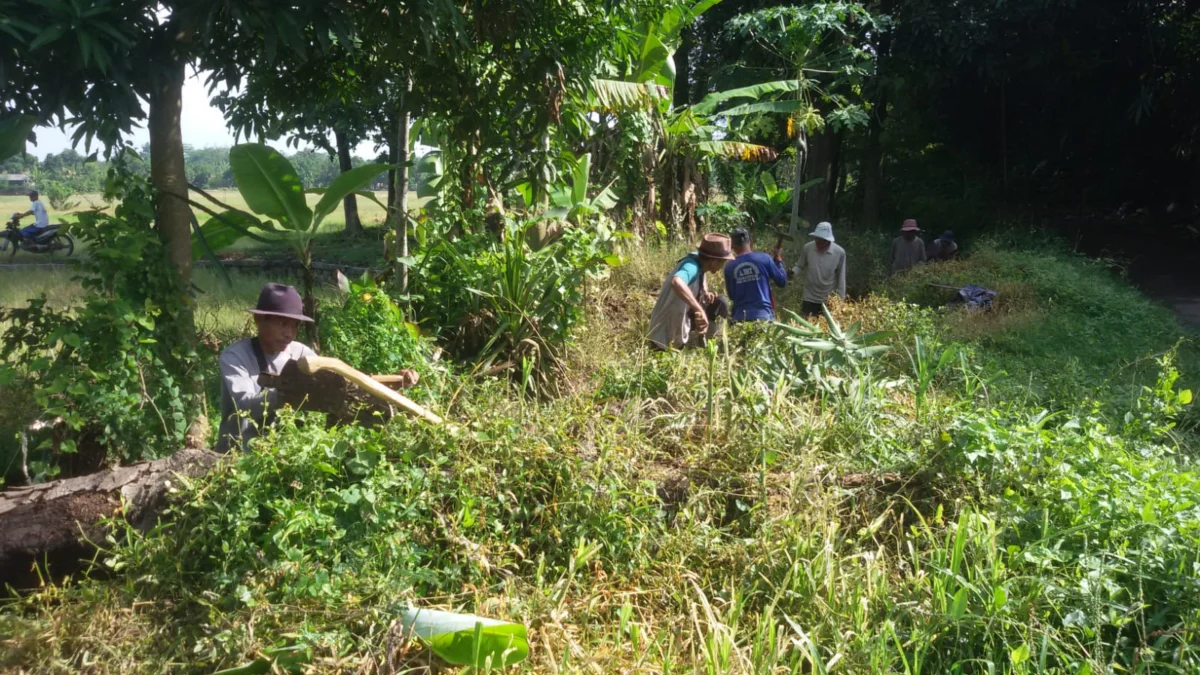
[1,242,1198,673]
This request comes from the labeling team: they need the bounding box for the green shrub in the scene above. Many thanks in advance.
[321,274,439,385]
[411,217,619,390]
[0,167,195,475]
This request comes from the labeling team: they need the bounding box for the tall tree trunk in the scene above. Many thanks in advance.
[681,154,698,237]
[640,143,657,239]
[149,58,206,446]
[789,127,807,234]
[386,120,399,216]
[150,61,192,295]
[659,154,677,232]
[860,97,888,229]
[394,74,411,292]
[860,4,894,229]
[829,130,844,220]
[674,25,694,109]
[336,130,363,236]
[460,138,477,213]
[802,127,837,226]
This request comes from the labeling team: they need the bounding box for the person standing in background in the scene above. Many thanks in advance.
[890,219,926,275]
[725,227,787,322]
[792,222,846,318]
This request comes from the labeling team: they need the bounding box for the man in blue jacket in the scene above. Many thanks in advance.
[725,227,788,323]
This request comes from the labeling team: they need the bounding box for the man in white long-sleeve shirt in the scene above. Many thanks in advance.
[792,221,847,318]
[216,283,316,452]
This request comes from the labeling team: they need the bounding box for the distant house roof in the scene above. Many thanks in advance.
[3,174,30,182]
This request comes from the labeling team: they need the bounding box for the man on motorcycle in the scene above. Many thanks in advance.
[15,190,50,239]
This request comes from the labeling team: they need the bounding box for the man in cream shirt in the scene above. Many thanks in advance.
[216,283,316,452]
[792,221,847,318]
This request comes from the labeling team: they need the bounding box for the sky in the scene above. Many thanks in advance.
[25,70,382,159]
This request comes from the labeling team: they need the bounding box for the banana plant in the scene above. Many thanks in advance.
[190,143,390,346]
[774,305,892,370]
[542,152,619,222]
[747,172,823,229]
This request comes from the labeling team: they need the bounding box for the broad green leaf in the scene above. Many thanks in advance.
[950,587,968,619]
[659,0,722,42]
[312,163,392,227]
[721,100,803,117]
[415,152,443,200]
[401,607,528,667]
[695,141,778,162]
[993,586,1008,609]
[593,186,620,210]
[761,172,780,199]
[794,177,825,193]
[0,115,37,162]
[694,80,801,115]
[1010,643,1030,665]
[191,211,266,260]
[634,31,672,87]
[859,345,892,358]
[229,144,312,230]
[308,188,387,212]
[1178,389,1193,405]
[590,79,667,110]
[573,153,591,206]
[210,660,270,675]
[1141,502,1157,524]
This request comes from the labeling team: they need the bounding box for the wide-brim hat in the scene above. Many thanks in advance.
[697,232,735,260]
[901,219,919,232]
[939,230,955,242]
[247,282,314,322]
[809,222,835,242]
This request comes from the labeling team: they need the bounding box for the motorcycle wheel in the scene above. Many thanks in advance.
[52,234,74,257]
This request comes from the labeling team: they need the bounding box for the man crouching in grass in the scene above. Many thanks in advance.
[216,283,318,452]
[647,233,734,350]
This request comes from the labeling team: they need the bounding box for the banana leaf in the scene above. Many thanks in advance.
[311,163,392,227]
[229,144,312,230]
[693,80,802,115]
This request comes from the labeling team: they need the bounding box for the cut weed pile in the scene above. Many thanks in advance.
[3,243,1200,673]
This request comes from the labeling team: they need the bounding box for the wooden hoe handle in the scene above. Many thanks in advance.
[298,355,445,426]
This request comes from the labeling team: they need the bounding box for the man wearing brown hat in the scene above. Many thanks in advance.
[648,233,733,349]
[215,283,317,452]
[890,219,926,275]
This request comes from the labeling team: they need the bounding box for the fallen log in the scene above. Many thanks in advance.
[0,361,440,588]
[0,447,220,588]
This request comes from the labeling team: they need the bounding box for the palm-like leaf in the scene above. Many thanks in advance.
[693,80,802,115]
[229,143,312,231]
[695,141,778,162]
[591,79,668,111]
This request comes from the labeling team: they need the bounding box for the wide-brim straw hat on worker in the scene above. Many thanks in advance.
[697,233,735,260]
[809,221,835,243]
[248,282,314,323]
[901,219,920,232]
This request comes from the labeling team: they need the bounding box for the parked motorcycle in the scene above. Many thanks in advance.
[1,214,74,257]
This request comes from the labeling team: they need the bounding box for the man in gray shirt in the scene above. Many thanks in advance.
[890,219,925,275]
[216,283,316,452]
[792,221,847,318]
